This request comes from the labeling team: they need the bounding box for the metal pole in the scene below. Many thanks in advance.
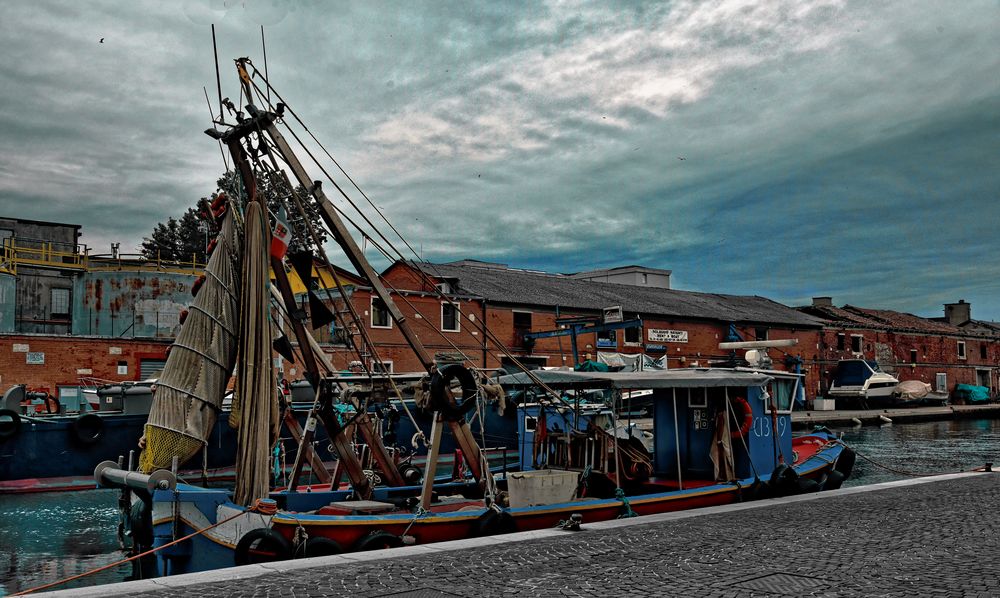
[673,388,683,490]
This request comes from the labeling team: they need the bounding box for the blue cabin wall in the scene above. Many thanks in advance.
[652,385,793,481]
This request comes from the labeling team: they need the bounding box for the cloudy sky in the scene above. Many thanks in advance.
[1,1,998,319]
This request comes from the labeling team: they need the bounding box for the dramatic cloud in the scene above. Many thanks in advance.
[1,0,997,318]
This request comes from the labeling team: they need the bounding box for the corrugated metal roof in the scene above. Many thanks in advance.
[409,261,822,328]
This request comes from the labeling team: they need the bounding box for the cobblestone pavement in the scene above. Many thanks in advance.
[55,473,1000,598]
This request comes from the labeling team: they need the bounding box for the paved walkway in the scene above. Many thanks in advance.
[46,472,999,598]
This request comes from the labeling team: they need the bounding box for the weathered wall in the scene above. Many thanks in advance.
[0,334,171,392]
[73,270,196,338]
[13,268,75,334]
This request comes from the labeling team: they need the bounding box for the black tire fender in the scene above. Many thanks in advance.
[298,536,343,558]
[0,409,21,442]
[472,509,517,537]
[834,447,857,477]
[234,528,293,565]
[71,413,104,445]
[353,530,403,552]
[823,469,847,491]
[429,364,478,421]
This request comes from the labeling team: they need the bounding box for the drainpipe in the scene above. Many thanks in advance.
[481,298,488,368]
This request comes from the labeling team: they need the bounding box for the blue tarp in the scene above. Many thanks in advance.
[954,384,991,404]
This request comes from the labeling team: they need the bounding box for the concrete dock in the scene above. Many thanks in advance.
[42,471,999,598]
[792,403,1000,428]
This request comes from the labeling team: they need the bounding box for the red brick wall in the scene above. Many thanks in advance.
[0,334,171,392]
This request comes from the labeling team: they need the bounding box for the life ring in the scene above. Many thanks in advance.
[0,409,21,442]
[297,536,342,558]
[730,396,753,439]
[353,530,403,551]
[429,364,478,421]
[71,413,104,445]
[234,528,293,565]
[472,509,517,537]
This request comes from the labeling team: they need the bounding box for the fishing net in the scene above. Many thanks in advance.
[231,201,279,505]
[140,209,242,473]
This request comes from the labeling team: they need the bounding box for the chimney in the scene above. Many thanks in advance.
[944,300,971,326]
[812,297,833,307]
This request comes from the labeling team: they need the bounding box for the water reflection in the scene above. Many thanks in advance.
[0,489,129,597]
[837,418,999,487]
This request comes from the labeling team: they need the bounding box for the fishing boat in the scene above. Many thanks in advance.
[0,382,244,493]
[90,53,851,581]
[96,367,852,575]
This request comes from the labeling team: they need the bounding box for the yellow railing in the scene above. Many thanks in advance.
[0,239,204,275]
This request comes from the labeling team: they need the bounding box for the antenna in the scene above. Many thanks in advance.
[261,26,270,106]
[212,24,223,123]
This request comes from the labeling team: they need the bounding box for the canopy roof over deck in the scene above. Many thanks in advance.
[496,368,772,390]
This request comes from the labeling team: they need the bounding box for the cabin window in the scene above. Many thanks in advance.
[596,329,617,348]
[370,297,391,329]
[957,341,966,360]
[624,325,641,345]
[981,344,987,360]
[850,335,863,353]
[836,333,845,350]
[754,327,768,341]
[50,288,71,317]
[910,349,918,363]
[513,311,532,346]
[441,302,459,332]
[370,360,393,374]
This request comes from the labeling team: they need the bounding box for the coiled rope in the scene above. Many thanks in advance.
[12,498,278,596]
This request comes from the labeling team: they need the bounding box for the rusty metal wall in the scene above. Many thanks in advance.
[72,270,196,338]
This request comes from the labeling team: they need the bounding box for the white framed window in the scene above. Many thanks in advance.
[51,288,71,317]
[370,359,393,374]
[957,341,966,360]
[370,297,391,329]
[441,302,460,332]
[596,329,617,348]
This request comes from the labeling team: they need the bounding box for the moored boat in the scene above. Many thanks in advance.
[827,359,899,407]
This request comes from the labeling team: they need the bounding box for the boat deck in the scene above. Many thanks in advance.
[45,471,999,597]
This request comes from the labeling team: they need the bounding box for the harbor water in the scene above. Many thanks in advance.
[1,417,998,596]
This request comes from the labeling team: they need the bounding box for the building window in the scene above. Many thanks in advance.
[836,333,845,350]
[624,325,641,345]
[370,297,391,329]
[981,344,987,360]
[910,349,918,363]
[50,288,71,317]
[441,302,459,332]
[754,327,768,341]
[370,360,393,374]
[596,329,617,348]
[957,341,966,360]
[850,335,862,353]
[513,311,532,346]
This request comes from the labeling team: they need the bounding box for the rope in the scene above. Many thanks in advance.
[834,439,985,478]
[615,487,637,519]
[12,499,277,596]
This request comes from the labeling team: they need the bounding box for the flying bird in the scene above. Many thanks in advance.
[677,156,686,160]
[100,38,104,43]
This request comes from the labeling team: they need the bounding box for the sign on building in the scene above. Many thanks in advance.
[647,329,688,343]
[602,305,623,323]
[12,343,29,353]
[26,352,45,365]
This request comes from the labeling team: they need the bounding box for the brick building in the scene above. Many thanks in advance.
[799,298,1000,398]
